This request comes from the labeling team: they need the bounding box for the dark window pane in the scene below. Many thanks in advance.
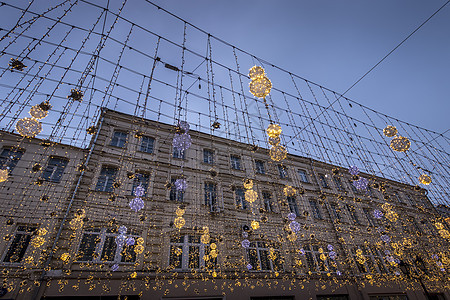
[287,196,300,217]
[95,167,118,192]
[42,157,68,183]
[169,245,182,269]
[255,160,265,174]
[110,131,127,148]
[204,183,217,210]
[77,233,99,261]
[262,192,272,212]
[3,227,34,263]
[0,148,24,173]
[235,188,247,209]
[100,236,117,261]
[188,245,200,269]
[203,149,214,164]
[298,169,309,183]
[139,136,154,153]
[121,244,136,263]
[170,178,184,202]
[230,155,241,170]
[131,173,150,196]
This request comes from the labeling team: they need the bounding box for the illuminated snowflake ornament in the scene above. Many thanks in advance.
[287,213,297,221]
[373,209,383,219]
[353,177,368,190]
[289,221,301,233]
[174,178,187,191]
[172,133,192,151]
[241,239,250,248]
[134,185,145,197]
[129,197,144,212]
[349,166,359,176]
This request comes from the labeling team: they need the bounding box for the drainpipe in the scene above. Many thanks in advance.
[31,110,106,300]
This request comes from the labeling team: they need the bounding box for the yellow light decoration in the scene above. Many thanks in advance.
[245,189,258,203]
[390,136,411,152]
[248,66,265,80]
[203,226,209,234]
[212,271,217,277]
[61,253,70,262]
[201,234,210,244]
[136,237,144,245]
[320,254,327,261]
[251,220,260,230]
[419,174,432,185]
[130,272,137,278]
[243,179,253,190]
[287,233,297,242]
[175,247,182,256]
[210,250,218,258]
[175,208,185,217]
[30,236,45,248]
[383,125,397,137]
[439,229,450,239]
[210,243,217,250]
[69,217,83,230]
[283,185,296,197]
[0,169,8,183]
[385,210,398,222]
[37,228,48,236]
[268,136,280,146]
[266,124,282,138]
[270,144,287,162]
[29,105,48,120]
[249,76,272,98]
[16,117,42,138]
[134,244,144,254]
[174,217,185,229]
[435,222,444,230]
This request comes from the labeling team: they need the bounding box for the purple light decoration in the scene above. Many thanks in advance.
[129,197,144,212]
[327,244,334,251]
[173,133,192,151]
[373,209,383,219]
[178,121,190,132]
[126,237,135,246]
[242,232,249,238]
[111,264,119,272]
[349,166,359,175]
[353,177,368,190]
[115,234,125,247]
[246,264,253,270]
[289,221,301,233]
[336,270,342,276]
[394,258,400,264]
[118,226,127,235]
[394,271,400,276]
[174,178,187,191]
[134,185,145,197]
[299,248,306,255]
[380,234,390,243]
[329,251,337,260]
[287,212,296,221]
[241,239,250,248]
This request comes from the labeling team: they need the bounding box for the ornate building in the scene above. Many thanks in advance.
[0,109,448,300]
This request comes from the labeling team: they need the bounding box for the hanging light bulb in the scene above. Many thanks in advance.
[29,105,48,119]
[390,136,410,152]
[249,76,272,98]
[418,174,431,185]
[383,125,398,137]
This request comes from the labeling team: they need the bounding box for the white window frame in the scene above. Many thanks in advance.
[169,235,212,270]
[298,169,309,183]
[246,241,283,272]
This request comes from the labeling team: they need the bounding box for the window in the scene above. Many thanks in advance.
[349,180,358,193]
[2,225,36,263]
[247,241,283,271]
[333,177,344,191]
[278,165,288,179]
[76,228,138,263]
[262,191,273,212]
[407,217,422,235]
[203,149,214,164]
[298,169,309,183]
[139,136,154,153]
[309,199,322,219]
[131,172,150,196]
[347,204,360,225]
[393,191,404,203]
[369,296,408,300]
[173,147,185,159]
[352,246,387,274]
[329,203,341,221]
[303,244,337,273]
[110,130,127,148]
[41,157,68,183]
[0,147,24,173]
[317,296,349,300]
[230,155,241,170]
[235,188,248,210]
[404,194,415,206]
[287,196,300,217]
[318,174,329,188]
[204,182,218,211]
[169,235,217,270]
[170,178,184,202]
[95,166,118,192]
[363,208,375,226]
[255,160,265,174]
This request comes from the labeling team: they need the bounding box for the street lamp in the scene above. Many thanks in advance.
[398,258,431,300]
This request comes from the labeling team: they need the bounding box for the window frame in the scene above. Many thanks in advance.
[318,173,329,188]
[204,182,218,212]
[262,191,273,213]
[95,166,118,192]
[333,176,344,191]
[110,130,128,148]
[246,241,283,272]
[277,165,288,179]
[0,147,24,173]
[297,169,309,183]
[203,149,214,164]
[76,228,138,264]
[235,187,248,210]
[1,225,37,264]
[41,156,69,183]
[131,172,150,196]
[255,160,265,175]
[309,199,323,220]
[230,155,241,170]
[139,136,155,154]
[287,196,300,217]
[303,244,337,274]
[173,147,186,159]
[168,235,217,271]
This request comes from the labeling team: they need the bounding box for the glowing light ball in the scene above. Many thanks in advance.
[134,185,145,197]
[383,125,398,137]
[126,237,135,246]
[245,189,258,203]
[201,234,210,244]
[373,209,383,219]
[284,185,296,197]
[353,177,368,190]
[172,133,192,151]
[251,220,260,230]
[248,66,265,80]
[249,76,272,98]
[134,244,144,254]
[287,233,297,242]
[266,124,282,138]
[0,169,8,183]
[115,234,126,247]
[31,236,45,248]
[329,251,337,260]
[210,250,218,258]
[327,244,334,251]
[241,239,250,248]
[29,105,48,119]
[246,264,253,270]
[61,253,70,262]
[175,208,185,217]
[270,144,287,162]
[16,117,42,138]
[129,197,144,212]
[439,229,450,239]
[118,226,127,234]
[269,136,280,146]
[419,174,431,185]
[174,178,187,191]
[178,120,190,132]
[348,166,359,176]
[380,235,391,243]
[385,210,398,222]
[243,179,253,190]
[287,212,297,221]
[210,243,217,250]
[299,248,306,255]
[390,136,410,152]
[174,217,186,229]
[289,221,301,233]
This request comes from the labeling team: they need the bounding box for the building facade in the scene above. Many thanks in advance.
[0,109,449,300]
